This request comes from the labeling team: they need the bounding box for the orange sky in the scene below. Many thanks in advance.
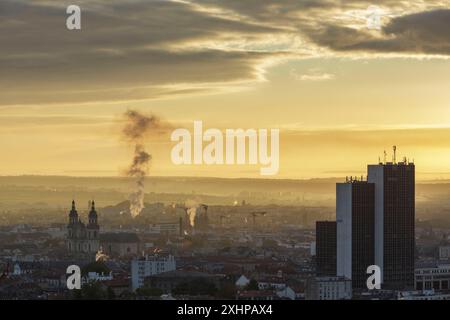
[1,1,450,179]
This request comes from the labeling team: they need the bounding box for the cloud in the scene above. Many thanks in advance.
[1,0,449,106]
[307,9,450,56]
[1,48,280,105]
[0,0,285,105]
[291,68,335,81]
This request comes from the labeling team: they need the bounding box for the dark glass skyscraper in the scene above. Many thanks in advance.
[316,221,337,277]
[368,161,415,290]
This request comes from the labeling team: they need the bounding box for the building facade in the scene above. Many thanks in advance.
[368,160,415,290]
[131,254,176,291]
[439,245,450,260]
[100,232,140,257]
[316,221,337,277]
[415,263,450,291]
[148,222,180,235]
[306,276,352,300]
[66,200,100,257]
[336,179,375,289]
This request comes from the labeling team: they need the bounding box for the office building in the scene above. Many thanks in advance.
[368,159,415,289]
[316,221,336,276]
[336,179,375,289]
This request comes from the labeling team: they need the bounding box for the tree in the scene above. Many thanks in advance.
[245,279,259,291]
[107,286,116,300]
[173,279,217,296]
[215,283,237,299]
[136,286,163,297]
[73,282,106,300]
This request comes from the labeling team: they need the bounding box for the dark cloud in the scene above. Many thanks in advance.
[0,48,277,105]
[0,0,449,106]
[195,0,333,23]
[307,9,450,55]
[0,0,280,55]
[0,0,282,105]
[196,0,450,56]
[193,0,426,25]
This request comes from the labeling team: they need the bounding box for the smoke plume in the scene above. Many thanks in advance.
[122,110,161,218]
[185,199,199,227]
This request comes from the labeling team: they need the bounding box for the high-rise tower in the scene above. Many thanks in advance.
[336,179,375,289]
[316,221,337,277]
[367,159,415,290]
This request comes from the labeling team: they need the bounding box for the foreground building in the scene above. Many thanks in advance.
[316,221,336,277]
[306,276,352,300]
[336,179,374,289]
[131,255,176,291]
[322,150,415,292]
[368,159,415,290]
[415,262,450,291]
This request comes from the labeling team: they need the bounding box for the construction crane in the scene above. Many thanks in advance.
[249,211,267,228]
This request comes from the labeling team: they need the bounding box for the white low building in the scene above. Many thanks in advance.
[235,275,250,288]
[439,246,450,260]
[82,271,113,285]
[148,222,180,235]
[131,255,176,291]
[415,263,450,290]
[306,276,352,300]
[398,289,450,300]
[276,286,296,300]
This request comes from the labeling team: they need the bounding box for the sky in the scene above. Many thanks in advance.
[1,0,450,179]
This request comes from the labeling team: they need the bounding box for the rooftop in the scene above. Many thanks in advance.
[100,233,140,243]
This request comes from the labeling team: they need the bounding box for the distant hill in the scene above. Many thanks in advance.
[0,175,449,209]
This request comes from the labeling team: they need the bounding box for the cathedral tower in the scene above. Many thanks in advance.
[66,200,100,257]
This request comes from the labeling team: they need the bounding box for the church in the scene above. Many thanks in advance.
[66,200,100,257]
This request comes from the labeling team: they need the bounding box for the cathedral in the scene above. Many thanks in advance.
[66,200,100,257]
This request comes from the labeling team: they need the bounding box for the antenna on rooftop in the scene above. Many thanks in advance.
[393,145,397,164]
[383,150,387,164]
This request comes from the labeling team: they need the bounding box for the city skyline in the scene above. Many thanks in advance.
[2,0,450,304]
[315,157,415,292]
